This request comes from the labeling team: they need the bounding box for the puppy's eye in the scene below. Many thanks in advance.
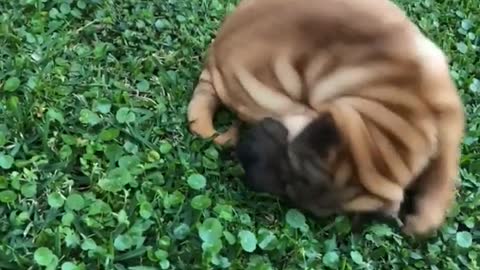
[287,145,333,187]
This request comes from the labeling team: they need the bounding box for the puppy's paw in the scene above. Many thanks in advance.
[401,200,446,236]
[213,125,240,147]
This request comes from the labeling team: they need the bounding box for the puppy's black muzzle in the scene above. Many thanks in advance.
[235,118,292,197]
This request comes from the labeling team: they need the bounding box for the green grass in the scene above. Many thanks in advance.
[0,0,479,269]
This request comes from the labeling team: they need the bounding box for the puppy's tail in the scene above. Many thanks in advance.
[187,68,239,146]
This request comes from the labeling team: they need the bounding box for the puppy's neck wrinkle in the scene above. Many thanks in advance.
[325,87,437,204]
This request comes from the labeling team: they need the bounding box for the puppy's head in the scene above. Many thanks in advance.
[236,113,347,215]
[236,113,400,221]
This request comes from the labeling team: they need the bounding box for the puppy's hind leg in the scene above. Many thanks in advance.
[187,69,239,147]
[402,105,464,236]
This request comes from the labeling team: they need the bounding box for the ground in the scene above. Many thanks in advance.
[0,0,478,269]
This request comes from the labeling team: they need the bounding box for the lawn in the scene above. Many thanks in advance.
[0,0,479,269]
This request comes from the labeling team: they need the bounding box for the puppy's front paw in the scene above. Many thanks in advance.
[214,127,239,146]
[401,201,445,236]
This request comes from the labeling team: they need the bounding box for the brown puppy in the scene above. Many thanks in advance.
[187,0,465,236]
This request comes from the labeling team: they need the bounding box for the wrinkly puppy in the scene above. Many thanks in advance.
[187,0,465,236]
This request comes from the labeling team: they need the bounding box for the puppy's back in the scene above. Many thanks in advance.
[212,0,414,61]
[208,0,421,116]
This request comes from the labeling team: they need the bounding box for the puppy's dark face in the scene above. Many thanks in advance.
[236,114,405,227]
[235,114,347,216]
[284,113,348,216]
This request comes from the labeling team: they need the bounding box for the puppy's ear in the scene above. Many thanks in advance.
[291,112,342,158]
